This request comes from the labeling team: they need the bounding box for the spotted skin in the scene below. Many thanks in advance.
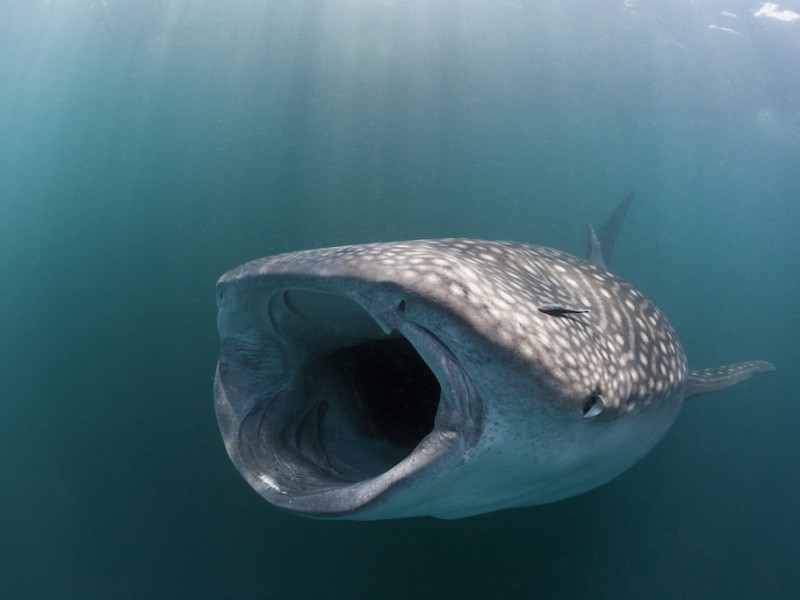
[221,240,685,413]
[215,238,775,519]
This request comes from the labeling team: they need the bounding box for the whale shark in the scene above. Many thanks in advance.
[214,194,774,519]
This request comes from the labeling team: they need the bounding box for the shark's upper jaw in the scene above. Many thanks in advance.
[215,283,483,518]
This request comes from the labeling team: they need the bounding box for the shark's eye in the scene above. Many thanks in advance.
[398,300,406,312]
[582,394,605,419]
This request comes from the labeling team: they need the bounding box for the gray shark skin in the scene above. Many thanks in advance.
[214,207,774,520]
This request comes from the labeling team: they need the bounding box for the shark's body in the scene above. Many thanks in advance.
[214,199,773,520]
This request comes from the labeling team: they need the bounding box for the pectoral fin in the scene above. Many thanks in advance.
[685,360,776,400]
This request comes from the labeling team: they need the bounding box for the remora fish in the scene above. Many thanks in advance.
[214,193,774,519]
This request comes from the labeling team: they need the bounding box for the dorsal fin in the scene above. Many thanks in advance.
[685,360,776,400]
[587,225,605,269]
[587,190,635,270]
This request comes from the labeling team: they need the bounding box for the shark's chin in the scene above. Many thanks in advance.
[215,286,483,518]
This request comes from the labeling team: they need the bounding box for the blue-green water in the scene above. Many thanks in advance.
[1,1,798,598]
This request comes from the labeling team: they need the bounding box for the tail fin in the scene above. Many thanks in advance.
[587,190,635,270]
[685,361,776,400]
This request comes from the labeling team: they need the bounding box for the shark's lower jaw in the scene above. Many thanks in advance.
[215,286,483,518]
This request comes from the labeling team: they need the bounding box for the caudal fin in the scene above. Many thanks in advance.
[587,190,635,270]
[685,360,776,400]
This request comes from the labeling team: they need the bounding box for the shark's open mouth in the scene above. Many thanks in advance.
[215,285,482,517]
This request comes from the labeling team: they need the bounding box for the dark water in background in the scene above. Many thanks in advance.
[1,0,798,598]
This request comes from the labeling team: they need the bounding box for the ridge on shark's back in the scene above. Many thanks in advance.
[213,192,775,520]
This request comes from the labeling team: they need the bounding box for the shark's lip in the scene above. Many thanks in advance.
[214,285,483,518]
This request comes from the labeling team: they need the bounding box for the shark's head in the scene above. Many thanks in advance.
[216,238,768,519]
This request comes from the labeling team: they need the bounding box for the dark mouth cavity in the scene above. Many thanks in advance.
[328,337,441,450]
[237,289,442,492]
